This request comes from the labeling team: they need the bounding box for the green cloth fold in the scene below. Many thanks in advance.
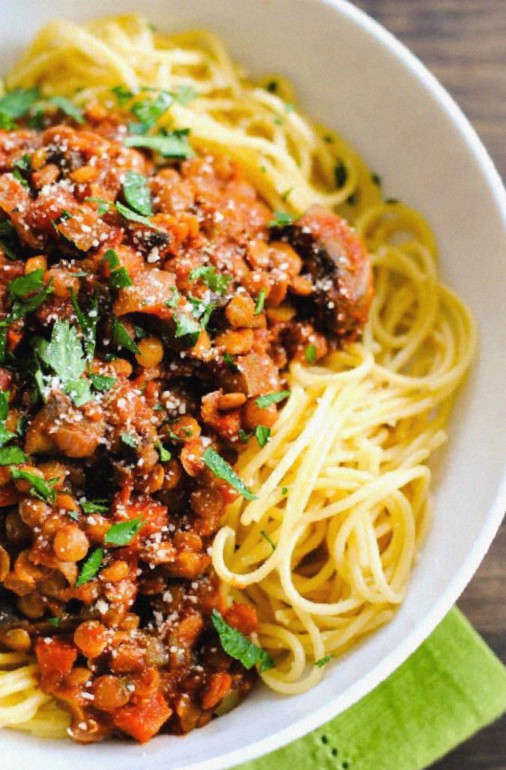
[234,609,506,770]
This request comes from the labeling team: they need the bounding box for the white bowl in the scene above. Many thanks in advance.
[2,1,506,769]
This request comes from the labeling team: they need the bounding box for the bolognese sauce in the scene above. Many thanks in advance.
[0,99,372,742]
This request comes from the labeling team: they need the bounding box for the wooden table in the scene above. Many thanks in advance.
[351,2,506,767]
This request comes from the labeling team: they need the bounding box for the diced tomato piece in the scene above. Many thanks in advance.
[201,672,232,711]
[35,637,78,691]
[113,693,172,743]
[224,603,258,635]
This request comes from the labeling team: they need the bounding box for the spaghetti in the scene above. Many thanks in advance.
[0,13,475,734]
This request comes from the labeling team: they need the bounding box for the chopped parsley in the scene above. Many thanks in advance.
[0,446,27,466]
[304,344,317,364]
[115,201,161,230]
[0,87,39,128]
[254,288,266,315]
[75,547,104,587]
[223,352,238,372]
[112,318,140,354]
[173,84,196,105]
[314,655,333,668]
[10,468,57,503]
[174,311,201,346]
[255,425,271,448]
[268,211,295,228]
[101,248,133,289]
[81,499,110,514]
[120,432,137,448]
[211,609,274,672]
[70,292,98,364]
[124,129,194,159]
[8,268,44,299]
[131,90,173,131]
[157,443,172,462]
[202,447,257,500]
[45,95,84,124]
[35,319,92,405]
[104,517,145,546]
[0,220,21,260]
[255,390,290,408]
[189,265,231,294]
[89,373,116,392]
[122,171,153,216]
[47,617,61,628]
[371,172,382,186]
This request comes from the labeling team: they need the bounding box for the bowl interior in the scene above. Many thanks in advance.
[1,1,506,769]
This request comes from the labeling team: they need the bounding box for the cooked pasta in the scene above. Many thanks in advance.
[0,13,475,735]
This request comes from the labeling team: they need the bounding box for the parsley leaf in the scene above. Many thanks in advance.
[89,373,116,392]
[10,468,56,503]
[0,88,39,126]
[0,390,9,421]
[112,317,139,354]
[38,320,86,383]
[81,499,110,514]
[0,423,15,448]
[110,86,133,106]
[223,352,238,372]
[304,344,317,364]
[0,446,27,466]
[124,130,194,159]
[115,201,161,230]
[254,288,266,315]
[202,447,257,500]
[157,443,172,462]
[45,96,84,124]
[131,90,173,130]
[120,431,137,448]
[7,280,53,322]
[268,211,295,228]
[47,617,61,628]
[0,220,21,260]
[122,171,153,216]
[8,269,45,299]
[189,265,231,294]
[255,390,290,408]
[75,547,104,586]
[174,312,201,346]
[70,292,98,363]
[211,609,274,672]
[255,425,271,448]
[104,517,145,546]
[314,655,333,668]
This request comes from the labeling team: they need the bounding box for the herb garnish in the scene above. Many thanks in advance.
[255,425,271,448]
[81,500,110,514]
[112,317,140,354]
[157,443,172,462]
[254,288,266,315]
[104,517,145,546]
[8,269,45,299]
[70,292,98,364]
[75,547,104,586]
[89,373,116,392]
[124,129,194,159]
[0,88,39,128]
[0,446,27,466]
[45,96,84,124]
[304,344,317,364]
[211,609,274,672]
[189,265,232,294]
[10,468,57,503]
[255,390,290,408]
[122,171,153,216]
[101,248,133,289]
[268,211,295,228]
[120,432,137,449]
[202,448,257,500]
[36,320,92,406]
[314,655,333,668]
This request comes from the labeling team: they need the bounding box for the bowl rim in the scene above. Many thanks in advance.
[189,1,506,766]
[2,1,506,768]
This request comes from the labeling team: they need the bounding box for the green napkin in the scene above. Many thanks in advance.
[234,609,506,770]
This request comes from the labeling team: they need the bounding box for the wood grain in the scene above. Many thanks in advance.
[350,2,506,767]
